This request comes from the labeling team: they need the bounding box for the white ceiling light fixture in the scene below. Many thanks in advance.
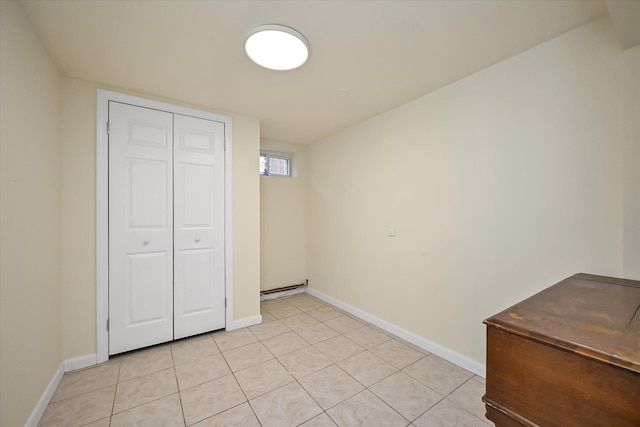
[245,24,309,71]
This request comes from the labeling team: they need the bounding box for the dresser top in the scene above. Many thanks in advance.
[485,273,640,373]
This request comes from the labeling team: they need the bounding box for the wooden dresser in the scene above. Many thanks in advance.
[483,273,640,427]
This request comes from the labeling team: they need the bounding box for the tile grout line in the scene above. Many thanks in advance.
[261,309,405,425]
[44,295,487,427]
[167,346,189,427]
[269,300,474,426]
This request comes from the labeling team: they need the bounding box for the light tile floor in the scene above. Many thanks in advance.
[38,293,492,427]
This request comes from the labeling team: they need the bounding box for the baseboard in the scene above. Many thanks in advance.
[63,353,97,372]
[306,287,486,378]
[25,353,98,427]
[24,363,64,427]
[227,314,262,331]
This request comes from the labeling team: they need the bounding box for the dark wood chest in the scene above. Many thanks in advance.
[483,273,640,427]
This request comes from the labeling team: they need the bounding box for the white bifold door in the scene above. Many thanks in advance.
[109,101,225,355]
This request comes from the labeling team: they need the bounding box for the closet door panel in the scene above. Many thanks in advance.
[126,252,170,324]
[109,102,174,355]
[128,159,169,228]
[177,248,214,313]
[174,114,226,339]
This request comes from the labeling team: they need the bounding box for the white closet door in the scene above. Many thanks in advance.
[173,114,226,339]
[109,102,174,354]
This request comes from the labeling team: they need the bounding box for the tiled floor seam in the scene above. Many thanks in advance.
[175,389,188,427]
[364,387,412,425]
[292,378,333,425]
[439,376,490,426]
[41,294,489,426]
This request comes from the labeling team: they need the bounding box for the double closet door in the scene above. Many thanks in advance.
[108,101,225,355]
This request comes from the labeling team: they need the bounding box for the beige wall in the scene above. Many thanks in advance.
[0,1,63,425]
[58,79,262,357]
[60,79,97,358]
[623,45,640,279]
[231,116,262,319]
[307,16,625,366]
[260,140,308,291]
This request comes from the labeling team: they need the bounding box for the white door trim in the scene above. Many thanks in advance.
[96,89,233,363]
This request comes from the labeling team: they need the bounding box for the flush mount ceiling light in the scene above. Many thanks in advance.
[245,24,309,71]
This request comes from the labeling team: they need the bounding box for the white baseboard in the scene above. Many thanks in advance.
[24,363,64,427]
[227,314,262,331]
[25,353,98,427]
[63,353,97,372]
[306,288,486,378]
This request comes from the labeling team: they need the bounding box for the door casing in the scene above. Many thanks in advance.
[96,89,234,363]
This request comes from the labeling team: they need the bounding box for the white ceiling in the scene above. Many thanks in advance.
[20,0,616,144]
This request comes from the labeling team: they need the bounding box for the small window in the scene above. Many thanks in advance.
[260,153,290,177]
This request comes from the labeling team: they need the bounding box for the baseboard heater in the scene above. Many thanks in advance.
[260,283,307,295]
[260,281,308,300]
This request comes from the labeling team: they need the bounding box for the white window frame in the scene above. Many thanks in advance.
[260,151,293,177]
